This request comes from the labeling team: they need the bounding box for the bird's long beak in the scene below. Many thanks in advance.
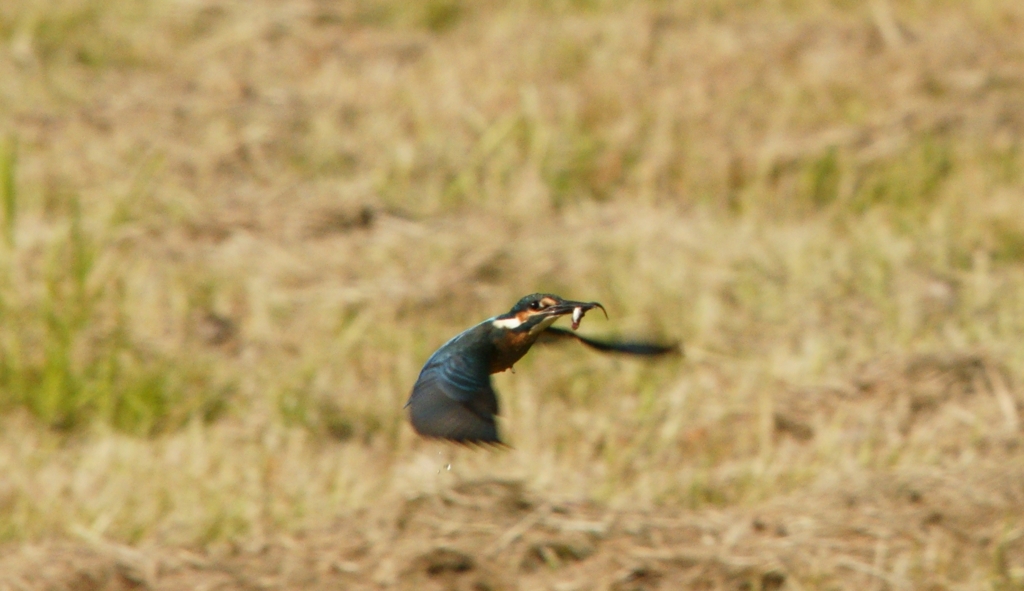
[544,300,608,330]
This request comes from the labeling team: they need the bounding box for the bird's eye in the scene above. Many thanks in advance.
[529,301,542,310]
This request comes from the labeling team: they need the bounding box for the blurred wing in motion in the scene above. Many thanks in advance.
[405,350,502,444]
[540,326,682,357]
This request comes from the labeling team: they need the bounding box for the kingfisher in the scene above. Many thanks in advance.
[405,293,680,444]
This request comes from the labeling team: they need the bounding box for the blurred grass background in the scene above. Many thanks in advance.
[1,0,1024,583]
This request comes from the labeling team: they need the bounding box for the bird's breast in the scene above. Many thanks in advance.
[489,329,543,373]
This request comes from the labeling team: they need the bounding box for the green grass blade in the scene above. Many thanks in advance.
[0,134,16,248]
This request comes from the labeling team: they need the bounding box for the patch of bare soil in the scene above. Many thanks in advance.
[3,353,1023,590]
[2,465,1022,590]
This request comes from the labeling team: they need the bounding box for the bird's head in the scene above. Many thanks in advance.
[491,293,607,335]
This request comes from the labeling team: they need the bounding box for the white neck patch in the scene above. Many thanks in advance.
[492,316,523,329]
[529,315,559,336]
[493,312,562,333]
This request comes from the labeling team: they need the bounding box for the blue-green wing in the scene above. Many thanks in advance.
[540,326,682,356]
[406,347,501,444]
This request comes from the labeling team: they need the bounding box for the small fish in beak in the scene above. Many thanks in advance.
[571,306,584,330]
[563,300,606,330]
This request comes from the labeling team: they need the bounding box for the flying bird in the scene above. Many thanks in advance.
[405,293,680,444]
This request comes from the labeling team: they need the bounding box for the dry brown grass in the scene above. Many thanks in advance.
[2,0,1024,588]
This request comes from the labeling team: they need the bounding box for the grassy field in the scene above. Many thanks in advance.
[2,0,1024,588]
